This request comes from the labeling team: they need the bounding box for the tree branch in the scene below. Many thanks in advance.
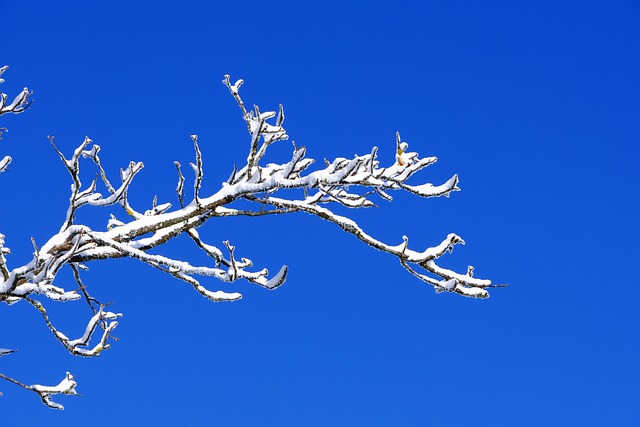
[0,71,501,408]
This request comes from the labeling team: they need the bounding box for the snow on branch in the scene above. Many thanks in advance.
[1,348,76,410]
[0,368,78,410]
[0,66,32,172]
[0,71,502,408]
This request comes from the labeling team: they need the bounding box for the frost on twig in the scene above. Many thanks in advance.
[0,71,502,408]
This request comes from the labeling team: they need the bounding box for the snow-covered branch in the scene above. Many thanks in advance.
[0,367,78,410]
[1,349,77,410]
[0,66,32,172]
[0,71,501,408]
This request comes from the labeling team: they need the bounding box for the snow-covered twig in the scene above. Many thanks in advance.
[0,369,78,410]
[0,66,32,170]
[0,350,77,410]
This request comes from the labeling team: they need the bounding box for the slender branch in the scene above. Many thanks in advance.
[24,297,120,356]
[0,371,78,410]
[175,161,185,207]
[190,134,203,206]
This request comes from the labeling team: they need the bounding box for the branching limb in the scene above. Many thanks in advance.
[50,136,144,231]
[245,194,494,297]
[0,66,32,117]
[25,297,121,357]
[223,75,288,183]
[0,66,32,171]
[0,71,500,409]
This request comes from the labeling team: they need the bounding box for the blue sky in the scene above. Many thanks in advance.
[1,0,639,425]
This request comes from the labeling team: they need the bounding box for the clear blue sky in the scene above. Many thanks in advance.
[1,1,638,425]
